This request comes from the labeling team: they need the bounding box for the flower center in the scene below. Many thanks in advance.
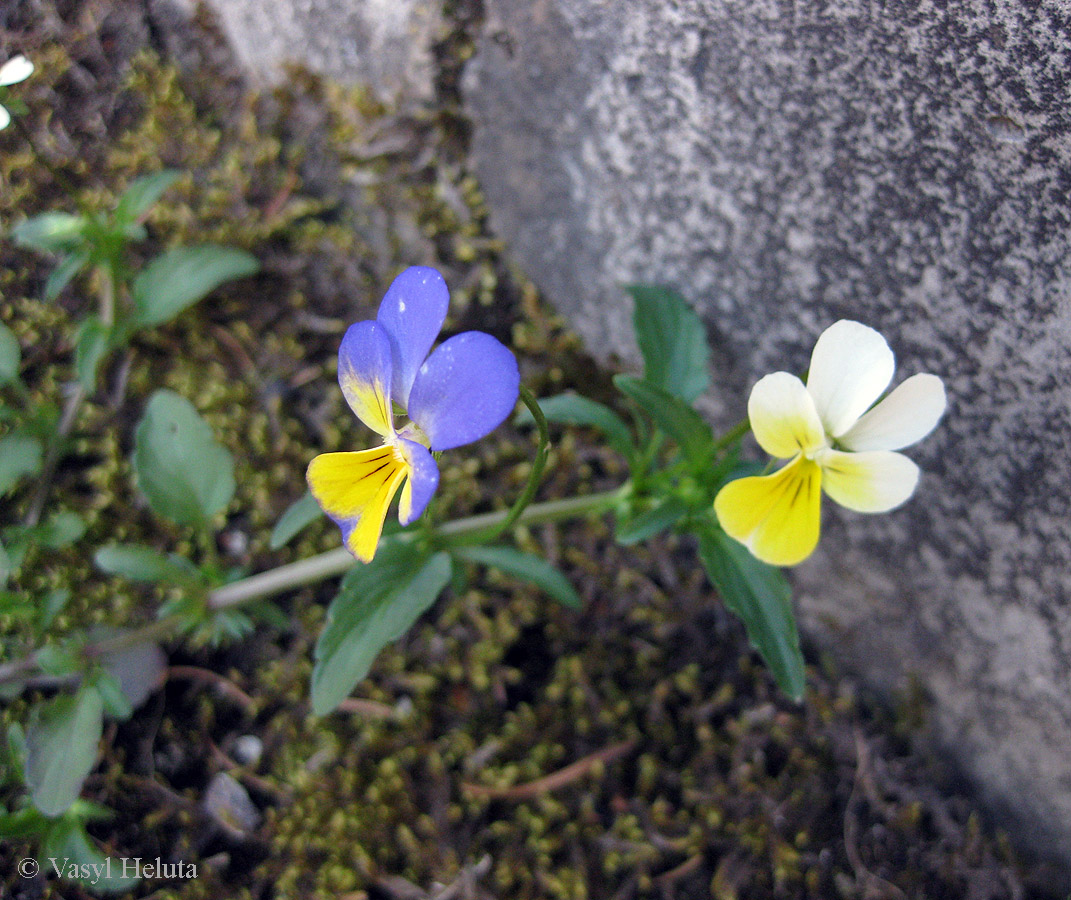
[396,420,431,449]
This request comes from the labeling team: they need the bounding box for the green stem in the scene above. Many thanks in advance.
[0,486,625,685]
[212,487,625,610]
[713,416,750,452]
[99,263,115,329]
[20,267,115,527]
[438,384,550,548]
[22,379,86,527]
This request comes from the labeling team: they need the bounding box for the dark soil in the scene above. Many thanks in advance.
[0,1,1064,898]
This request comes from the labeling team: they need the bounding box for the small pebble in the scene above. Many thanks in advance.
[232,734,264,765]
[203,772,260,837]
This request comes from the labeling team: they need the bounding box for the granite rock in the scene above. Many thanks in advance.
[464,0,1071,869]
[188,0,444,105]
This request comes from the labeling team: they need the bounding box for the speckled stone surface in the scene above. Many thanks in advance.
[190,0,443,104]
[464,0,1071,868]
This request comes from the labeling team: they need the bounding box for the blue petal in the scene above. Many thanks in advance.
[397,438,440,525]
[338,321,395,436]
[376,266,449,408]
[408,331,520,451]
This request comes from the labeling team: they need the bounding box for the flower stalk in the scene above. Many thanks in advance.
[0,485,625,686]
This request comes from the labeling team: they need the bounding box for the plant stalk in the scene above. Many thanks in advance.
[0,487,624,685]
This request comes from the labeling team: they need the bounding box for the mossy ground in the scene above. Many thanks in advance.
[0,2,1061,898]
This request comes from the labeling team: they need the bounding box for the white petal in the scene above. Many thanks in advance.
[839,373,946,451]
[0,106,9,131]
[806,320,895,438]
[747,371,827,459]
[0,55,33,86]
[819,449,919,513]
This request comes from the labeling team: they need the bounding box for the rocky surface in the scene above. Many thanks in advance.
[462,0,1071,870]
[179,0,444,105]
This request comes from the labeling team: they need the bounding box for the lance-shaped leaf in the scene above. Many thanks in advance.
[269,491,322,550]
[614,375,714,466]
[95,543,204,587]
[453,545,581,609]
[42,806,141,894]
[132,245,259,328]
[695,521,805,701]
[10,212,86,254]
[24,689,104,816]
[0,433,43,494]
[74,315,110,392]
[616,497,689,546]
[0,321,20,385]
[626,283,710,403]
[517,392,636,461]
[44,250,89,302]
[312,543,451,715]
[114,170,180,224]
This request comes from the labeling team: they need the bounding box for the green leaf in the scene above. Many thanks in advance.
[614,375,713,465]
[453,545,582,609]
[74,315,110,392]
[0,806,49,840]
[89,671,133,721]
[24,689,104,816]
[34,643,82,678]
[37,589,71,632]
[44,250,89,301]
[42,813,140,894]
[625,284,710,403]
[0,539,10,586]
[0,434,43,494]
[133,390,236,528]
[94,543,203,587]
[0,321,20,385]
[269,491,322,550]
[517,392,635,460]
[695,522,806,701]
[312,544,451,715]
[132,245,259,328]
[114,169,181,224]
[0,589,33,619]
[616,497,689,546]
[11,212,86,254]
[246,599,290,630]
[38,510,86,549]
[100,637,167,714]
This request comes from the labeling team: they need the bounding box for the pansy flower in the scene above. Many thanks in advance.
[0,55,33,131]
[308,266,520,562]
[714,320,946,566]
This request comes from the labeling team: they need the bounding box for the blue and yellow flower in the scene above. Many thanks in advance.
[714,320,946,566]
[308,266,520,562]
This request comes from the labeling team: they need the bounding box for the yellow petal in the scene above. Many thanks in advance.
[714,456,822,566]
[339,374,394,438]
[748,372,827,459]
[307,447,409,562]
[818,449,919,513]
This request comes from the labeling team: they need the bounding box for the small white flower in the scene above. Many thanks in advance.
[0,55,34,131]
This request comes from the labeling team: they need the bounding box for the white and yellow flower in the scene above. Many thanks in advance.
[714,320,946,566]
[0,55,34,131]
